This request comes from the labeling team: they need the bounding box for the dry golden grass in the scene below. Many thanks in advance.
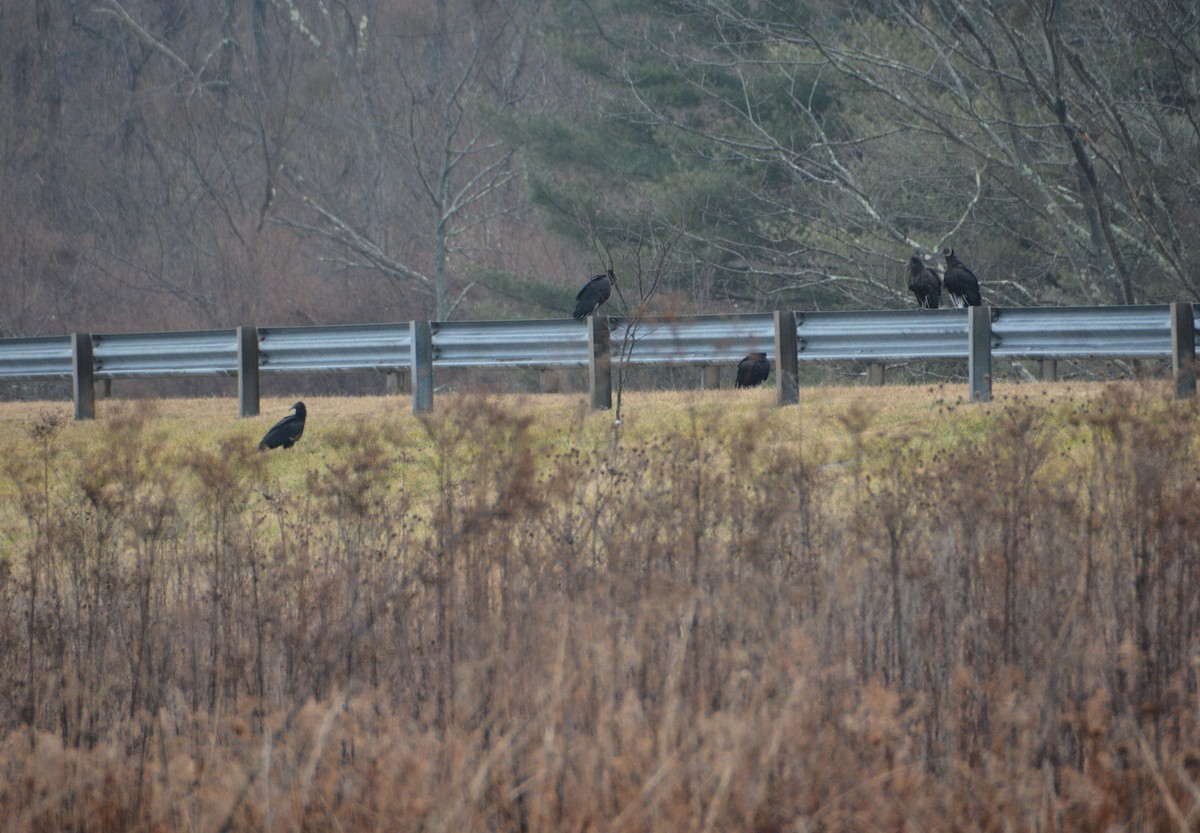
[0,380,1115,485]
[0,381,1197,832]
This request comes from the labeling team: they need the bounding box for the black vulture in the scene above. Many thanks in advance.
[259,401,306,450]
[736,352,771,388]
[907,255,942,309]
[941,248,983,307]
[573,269,616,321]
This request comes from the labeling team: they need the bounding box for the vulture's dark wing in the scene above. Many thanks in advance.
[573,271,614,320]
[736,353,770,388]
[942,249,982,307]
[259,403,307,450]
[907,256,941,309]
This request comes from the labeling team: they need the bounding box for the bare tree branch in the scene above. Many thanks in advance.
[96,0,199,84]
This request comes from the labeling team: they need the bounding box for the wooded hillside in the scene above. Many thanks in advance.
[2,0,1196,338]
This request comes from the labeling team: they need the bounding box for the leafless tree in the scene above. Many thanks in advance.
[584,0,1198,307]
[273,0,549,319]
[1,0,556,338]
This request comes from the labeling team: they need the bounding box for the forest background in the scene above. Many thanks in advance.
[2,0,1197,343]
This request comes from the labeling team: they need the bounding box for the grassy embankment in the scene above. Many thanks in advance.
[1,382,1198,832]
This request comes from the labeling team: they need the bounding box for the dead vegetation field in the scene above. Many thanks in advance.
[0,382,1198,832]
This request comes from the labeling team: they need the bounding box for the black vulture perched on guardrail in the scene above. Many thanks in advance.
[942,248,983,307]
[736,352,771,388]
[573,269,616,320]
[907,255,942,309]
[259,401,306,450]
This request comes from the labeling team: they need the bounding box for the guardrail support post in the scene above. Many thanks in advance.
[1171,301,1196,398]
[968,306,992,402]
[1040,359,1058,382]
[588,315,612,410]
[237,326,260,417]
[702,365,720,390]
[774,310,799,406]
[411,321,434,414]
[867,362,885,386]
[72,332,95,421]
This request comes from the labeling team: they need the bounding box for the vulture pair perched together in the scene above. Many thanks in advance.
[907,248,982,309]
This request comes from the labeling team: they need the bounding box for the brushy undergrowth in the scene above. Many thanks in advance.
[0,383,1198,832]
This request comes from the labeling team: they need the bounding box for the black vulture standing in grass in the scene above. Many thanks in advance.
[736,352,771,388]
[907,255,942,309]
[259,401,306,450]
[573,269,616,320]
[941,248,983,307]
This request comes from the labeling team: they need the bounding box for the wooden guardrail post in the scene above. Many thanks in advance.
[968,306,992,402]
[774,310,799,406]
[1171,301,1196,398]
[588,315,612,410]
[237,326,260,417]
[702,365,720,390]
[867,362,885,386]
[1040,359,1058,382]
[72,332,95,421]
[411,320,434,414]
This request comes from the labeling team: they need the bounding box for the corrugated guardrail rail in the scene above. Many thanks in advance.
[432,319,591,367]
[259,323,412,373]
[0,303,1196,418]
[92,329,240,378]
[0,335,74,379]
[610,314,776,364]
[990,305,1176,358]
[793,309,969,361]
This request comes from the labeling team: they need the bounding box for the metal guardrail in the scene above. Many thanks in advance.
[430,314,780,367]
[611,313,776,364]
[432,319,590,367]
[1,306,1193,380]
[990,305,1182,358]
[259,323,411,372]
[92,329,239,378]
[794,309,968,361]
[1,304,1196,418]
[0,335,74,379]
